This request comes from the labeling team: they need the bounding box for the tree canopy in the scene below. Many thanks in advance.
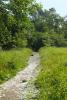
[0,0,67,50]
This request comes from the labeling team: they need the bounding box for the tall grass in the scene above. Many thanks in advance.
[0,48,32,84]
[35,47,67,100]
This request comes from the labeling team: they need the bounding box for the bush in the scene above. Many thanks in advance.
[6,61,16,69]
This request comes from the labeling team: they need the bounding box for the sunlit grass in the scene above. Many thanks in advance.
[0,48,32,84]
[35,47,67,100]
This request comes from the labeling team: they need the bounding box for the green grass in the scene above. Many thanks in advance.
[35,47,67,100]
[0,48,32,84]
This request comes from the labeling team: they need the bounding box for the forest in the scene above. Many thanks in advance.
[0,0,67,100]
[0,0,67,51]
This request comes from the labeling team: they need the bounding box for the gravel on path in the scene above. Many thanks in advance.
[0,53,40,100]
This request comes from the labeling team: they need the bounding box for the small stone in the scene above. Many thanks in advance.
[22,80,27,83]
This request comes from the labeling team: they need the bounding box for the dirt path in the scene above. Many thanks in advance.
[0,53,40,100]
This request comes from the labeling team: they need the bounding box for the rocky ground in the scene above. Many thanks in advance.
[0,53,40,100]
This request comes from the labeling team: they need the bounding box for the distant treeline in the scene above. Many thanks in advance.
[0,0,67,51]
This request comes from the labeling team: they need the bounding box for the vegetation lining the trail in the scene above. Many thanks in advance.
[35,47,67,100]
[0,0,67,97]
[0,48,32,84]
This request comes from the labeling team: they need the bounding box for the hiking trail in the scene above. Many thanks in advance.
[0,52,40,100]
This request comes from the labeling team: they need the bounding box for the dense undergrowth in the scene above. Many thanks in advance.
[0,48,32,84]
[35,47,67,100]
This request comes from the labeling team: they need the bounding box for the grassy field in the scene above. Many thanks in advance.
[35,47,67,100]
[0,48,32,84]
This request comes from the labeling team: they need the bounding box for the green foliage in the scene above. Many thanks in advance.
[0,48,32,84]
[31,8,67,49]
[0,0,39,50]
[35,47,67,100]
[0,0,67,50]
[27,32,44,51]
